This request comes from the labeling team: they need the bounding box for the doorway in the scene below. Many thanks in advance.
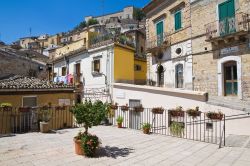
[175,64,184,88]
[157,65,164,87]
[224,61,237,96]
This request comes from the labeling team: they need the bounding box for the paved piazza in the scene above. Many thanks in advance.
[1,126,250,166]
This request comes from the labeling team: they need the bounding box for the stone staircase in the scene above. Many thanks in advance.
[207,96,250,112]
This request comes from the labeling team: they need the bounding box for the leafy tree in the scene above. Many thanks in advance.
[87,19,99,26]
[133,8,145,28]
[70,100,108,134]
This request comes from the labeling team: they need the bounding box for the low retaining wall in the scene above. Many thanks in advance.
[112,83,250,136]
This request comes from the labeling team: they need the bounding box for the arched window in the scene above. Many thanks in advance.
[175,64,184,88]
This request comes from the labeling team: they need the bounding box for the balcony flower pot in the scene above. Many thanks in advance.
[186,107,201,118]
[121,104,129,111]
[169,106,184,117]
[18,107,30,113]
[134,105,144,112]
[1,106,12,112]
[152,107,164,114]
[206,111,223,120]
[110,103,118,110]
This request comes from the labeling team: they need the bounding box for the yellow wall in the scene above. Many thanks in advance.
[0,92,75,107]
[114,44,135,83]
[134,58,147,84]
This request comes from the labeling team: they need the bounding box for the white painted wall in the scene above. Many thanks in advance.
[149,40,193,89]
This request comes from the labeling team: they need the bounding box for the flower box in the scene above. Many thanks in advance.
[170,110,185,117]
[186,107,201,118]
[18,107,30,113]
[0,106,12,111]
[206,111,224,120]
[110,104,118,110]
[152,107,164,114]
[134,106,144,112]
[121,105,129,111]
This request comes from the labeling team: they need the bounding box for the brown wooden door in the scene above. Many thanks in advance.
[224,61,237,96]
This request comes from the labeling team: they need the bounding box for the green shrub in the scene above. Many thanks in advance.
[170,122,184,137]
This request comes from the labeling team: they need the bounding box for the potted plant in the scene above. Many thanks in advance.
[206,111,224,120]
[152,107,164,114]
[169,106,184,117]
[0,103,12,111]
[134,104,144,112]
[142,123,151,134]
[70,100,107,157]
[121,104,129,111]
[116,116,124,128]
[110,102,118,110]
[170,122,184,137]
[186,106,201,118]
[40,106,51,133]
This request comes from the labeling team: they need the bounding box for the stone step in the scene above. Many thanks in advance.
[207,96,250,112]
[226,135,250,148]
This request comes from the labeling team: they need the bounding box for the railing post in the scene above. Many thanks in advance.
[223,114,226,146]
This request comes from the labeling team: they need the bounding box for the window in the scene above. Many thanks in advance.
[22,96,37,107]
[219,0,235,36]
[62,67,67,76]
[75,63,81,75]
[141,46,144,53]
[174,10,182,31]
[156,21,164,46]
[134,64,142,71]
[84,38,86,45]
[92,59,100,73]
[175,64,184,88]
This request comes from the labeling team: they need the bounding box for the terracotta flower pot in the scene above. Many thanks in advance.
[40,122,49,133]
[74,139,84,155]
[143,128,150,134]
[118,123,122,128]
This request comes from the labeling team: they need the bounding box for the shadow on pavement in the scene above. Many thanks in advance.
[96,146,134,159]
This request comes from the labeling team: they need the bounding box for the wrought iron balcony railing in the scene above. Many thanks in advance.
[146,32,170,51]
[205,12,250,41]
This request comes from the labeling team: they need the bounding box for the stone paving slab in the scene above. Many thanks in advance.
[0,126,250,166]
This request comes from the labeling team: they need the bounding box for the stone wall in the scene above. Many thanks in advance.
[0,51,47,79]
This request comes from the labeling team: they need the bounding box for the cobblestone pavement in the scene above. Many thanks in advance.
[1,126,250,166]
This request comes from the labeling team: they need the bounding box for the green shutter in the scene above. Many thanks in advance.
[219,0,235,35]
[175,11,182,31]
[156,21,163,46]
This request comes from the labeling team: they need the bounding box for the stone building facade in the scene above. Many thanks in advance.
[0,47,49,79]
[144,0,193,90]
[191,0,250,102]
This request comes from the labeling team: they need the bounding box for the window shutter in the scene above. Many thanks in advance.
[175,11,182,31]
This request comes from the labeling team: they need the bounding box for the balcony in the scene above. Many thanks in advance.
[146,32,171,53]
[89,33,135,49]
[205,12,250,43]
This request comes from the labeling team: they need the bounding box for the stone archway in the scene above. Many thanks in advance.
[218,56,242,99]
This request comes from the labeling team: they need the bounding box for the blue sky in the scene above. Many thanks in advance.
[0,0,150,44]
